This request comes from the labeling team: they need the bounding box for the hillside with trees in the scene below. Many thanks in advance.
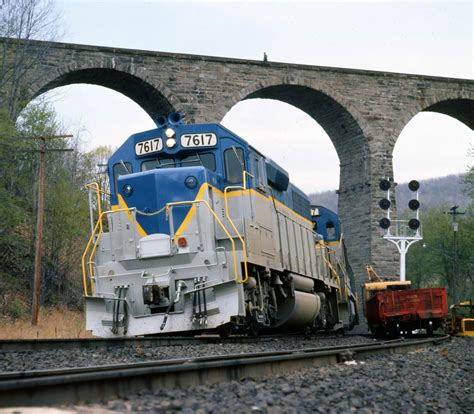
[0,102,112,319]
[309,174,471,214]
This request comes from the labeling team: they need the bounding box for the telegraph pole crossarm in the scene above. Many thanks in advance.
[31,134,73,326]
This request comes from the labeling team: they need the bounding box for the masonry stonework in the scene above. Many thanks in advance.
[8,39,474,290]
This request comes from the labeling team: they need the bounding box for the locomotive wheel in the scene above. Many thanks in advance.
[217,323,234,338]
[248,322,260,336]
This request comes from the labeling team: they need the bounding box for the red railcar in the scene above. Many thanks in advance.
[365,287,448,335]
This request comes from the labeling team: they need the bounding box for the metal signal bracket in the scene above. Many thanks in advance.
[379,179,423,281]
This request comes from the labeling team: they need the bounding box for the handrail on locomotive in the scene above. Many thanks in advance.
[82,179,250,296]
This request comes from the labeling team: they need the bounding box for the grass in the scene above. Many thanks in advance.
[0,306,92,339]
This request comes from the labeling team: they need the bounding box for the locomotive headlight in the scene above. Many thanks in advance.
[122,184,133,197]
[165,128,176,138]
[166,138,177,148]
[185,176,198,189]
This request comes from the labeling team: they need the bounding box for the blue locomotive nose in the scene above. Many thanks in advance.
[117,166,208,236]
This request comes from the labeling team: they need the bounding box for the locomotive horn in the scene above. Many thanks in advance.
[155,115,167,128]
[168,112,183,125]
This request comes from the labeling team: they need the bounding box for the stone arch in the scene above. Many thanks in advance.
[220,78,374,281]
[393,92,474,148]
[221,79,372,187]
[223,78,370,159]
[27,62,184,121]
[423,98,473,129]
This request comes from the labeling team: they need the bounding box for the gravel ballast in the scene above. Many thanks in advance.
[0,335,372,372]
[84,337,472,413]
[2,336,472,413]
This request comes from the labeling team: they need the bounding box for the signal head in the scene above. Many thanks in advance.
[408,199,420,211]
[408,180,420,191]
[379,179,391,191]
[408,218,420,230]
[379,218,391,229]
[379,198,391,210]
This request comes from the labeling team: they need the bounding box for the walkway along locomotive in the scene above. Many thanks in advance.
[82,113,358,337]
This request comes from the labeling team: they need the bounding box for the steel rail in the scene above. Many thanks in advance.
[0,335,449,407]
[0,333,325,352]
[0,331,365,352]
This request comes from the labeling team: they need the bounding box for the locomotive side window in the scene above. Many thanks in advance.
[181,153,216,171]
[113,162,132,193]
[224,147,244,184]
[141,158,175,171]
[326,221,336,240]
[250,151,266,191]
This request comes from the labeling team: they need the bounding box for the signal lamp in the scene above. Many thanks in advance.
[122,184,133,197]
[408,218,420,230]
[379,198,391,210]
[379,218,391,229]
[408,199,420,210]
[177,236,187,248]
[379,179,391,191]
[408,180,420,192]
[166,138,177,148]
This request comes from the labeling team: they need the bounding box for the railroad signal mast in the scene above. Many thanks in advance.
[378,179,422,281]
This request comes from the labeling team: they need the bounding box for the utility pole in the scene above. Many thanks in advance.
[445,205,465,304]
[31,135,73,325]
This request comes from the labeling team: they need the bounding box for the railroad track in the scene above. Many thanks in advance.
[0,335,449,407]
[0,332,340,352]
[0,335,264,352]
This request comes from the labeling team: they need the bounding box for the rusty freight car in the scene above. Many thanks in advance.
[364,284,448,336]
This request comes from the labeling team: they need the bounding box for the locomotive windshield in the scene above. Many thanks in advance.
[112,162,132,191]
[141,157,175,171]
[224,147,244,184]
[140,153,216,172]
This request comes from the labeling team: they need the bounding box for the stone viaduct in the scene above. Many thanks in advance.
[5,38,474,287]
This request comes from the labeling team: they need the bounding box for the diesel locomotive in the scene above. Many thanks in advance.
[82,113,358,337]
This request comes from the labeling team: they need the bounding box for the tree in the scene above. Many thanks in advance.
[407,206,473,303]
[83,145,114,212]
[0,100,94,316]
[0,0,62,117]
[463,145,474,201]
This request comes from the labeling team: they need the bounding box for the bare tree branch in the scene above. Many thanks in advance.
[0,0,62,117]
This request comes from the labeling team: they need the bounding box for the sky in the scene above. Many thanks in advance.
[35,0,473,193]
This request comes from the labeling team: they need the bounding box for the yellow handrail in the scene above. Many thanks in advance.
[222,170,254,283]
[81,207,136,296]
[85,182,103,218]
[242,170,254,191]
[323,255,343,300]
[223,186,248,283]
[166,199,242,283]
[82,182,103,296]
[81,218,101,296]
